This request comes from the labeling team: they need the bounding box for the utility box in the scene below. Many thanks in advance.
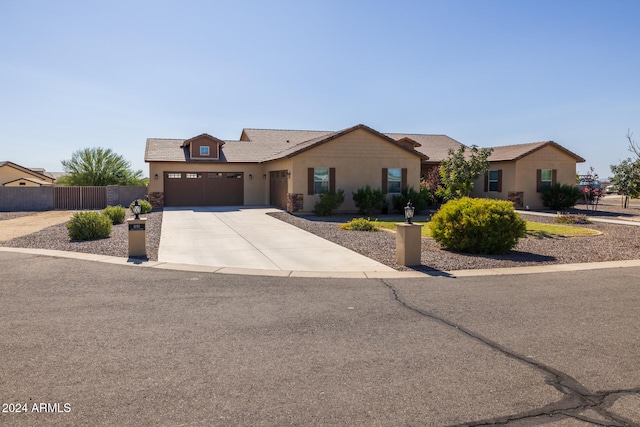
[395,223,423,266]
[127,217,147,258]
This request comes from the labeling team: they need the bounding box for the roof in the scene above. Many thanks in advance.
[145,138,289,163]
[2,177,53,186]
[385,133,467,162]
[487,141,586,163]
[146,124,434,163]
[261,124,429,161]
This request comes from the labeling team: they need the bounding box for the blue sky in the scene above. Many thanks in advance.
[2,0,639,179]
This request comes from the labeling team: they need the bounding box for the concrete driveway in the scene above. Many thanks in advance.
[158,206,394,272]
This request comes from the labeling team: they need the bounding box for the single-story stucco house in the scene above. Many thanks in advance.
[0,161,56,187]
[145,124,585,211]
[471,141,586,209]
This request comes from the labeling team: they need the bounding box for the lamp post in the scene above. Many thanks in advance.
[404,201,415,224]
[396,200,422,266]
[132,200,141,220]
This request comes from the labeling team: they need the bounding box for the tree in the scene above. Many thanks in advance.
[610,158,640,208]
[436,145,493,201]
[59,147,144,186]
[609,129,640,208]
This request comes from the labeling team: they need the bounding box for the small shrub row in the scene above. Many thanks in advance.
[313,190,345,216]
[340,218,380,232]
[352,186,386,216]
[542,184,582,210]
[102,205,126,225]
[130,199,153,214]
[392,187,430,214]
[68,199,151,241]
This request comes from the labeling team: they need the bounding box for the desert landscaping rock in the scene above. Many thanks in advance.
[1,204,640,271]
[0,211,163,261]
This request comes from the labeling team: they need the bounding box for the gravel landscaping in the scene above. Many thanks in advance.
[1,202,640,272]
[0,211,163,261]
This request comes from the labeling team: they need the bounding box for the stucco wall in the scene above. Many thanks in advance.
[472,145,580,208]
[288,128,422,212]
[0,165,53,186]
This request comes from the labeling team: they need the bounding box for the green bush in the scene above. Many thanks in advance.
[313,190,345,216]
[352,185,386,216]
[542,184,582,210]
[102,205,126,225]
[392,186,429,214]
[340,217,380,232]
[430,197,526,254]
[67,211,113,241]
[129,199,153,214]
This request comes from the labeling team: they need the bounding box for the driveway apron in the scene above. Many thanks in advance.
[158,207,394,272]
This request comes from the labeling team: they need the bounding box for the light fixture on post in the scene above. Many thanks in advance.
[404,201,414,224]
[133,200,142,220]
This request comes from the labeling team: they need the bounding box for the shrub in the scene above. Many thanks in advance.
[352,185,385,216]
[392,186,429,214]
[129,199,153,214]
[430,197,526,254]
[555,213,591,224]
[67,211,113,241]
[102,205,126,225]
[313,190,345,216]
[340,217,380,232]
[542,184,582,210]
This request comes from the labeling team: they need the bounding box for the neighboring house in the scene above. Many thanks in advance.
[471,141,586,209]
[145,124,451,212]
[0,161,56,187]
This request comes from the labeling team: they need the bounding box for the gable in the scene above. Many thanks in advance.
[181,134,225,160]
[0,162,54,185]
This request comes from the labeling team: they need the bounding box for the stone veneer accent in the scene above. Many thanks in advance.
[286,193,303,212]
[508,191,524,209]
[148,192,165,209]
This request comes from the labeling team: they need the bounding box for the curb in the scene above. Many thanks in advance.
[2,247,640,279]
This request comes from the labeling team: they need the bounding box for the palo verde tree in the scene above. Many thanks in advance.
[436,145,493,201]
[59,147,144,186]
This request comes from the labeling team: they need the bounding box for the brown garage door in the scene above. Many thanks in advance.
[164,172,244,207]
[270,170,288,209]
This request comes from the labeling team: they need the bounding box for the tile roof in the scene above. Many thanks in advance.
[0,161,54,182]
[241,128,332,144]
[144,138,289,163]
[487,141,586,162]
[385,133,467,162]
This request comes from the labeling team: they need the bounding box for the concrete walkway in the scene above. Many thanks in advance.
[158,206,395,273]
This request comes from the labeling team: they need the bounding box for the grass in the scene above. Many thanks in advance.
[367,218,599,238]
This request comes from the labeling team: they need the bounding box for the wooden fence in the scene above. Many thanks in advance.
[0,186,147,211]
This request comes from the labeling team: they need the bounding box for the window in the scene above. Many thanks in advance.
[186,173,202,179]
[540,169,553,191]
[200,146,210,156]
[314,168,329,194]
[208,173,222,178]
[167,173,182,179]
[387,168,402,194]
[488,170,499,192]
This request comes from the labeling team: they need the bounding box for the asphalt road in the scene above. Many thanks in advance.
[1,251,639,426]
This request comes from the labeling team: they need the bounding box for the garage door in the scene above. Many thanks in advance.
[269,170,288,210]
[164,172,244,207]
